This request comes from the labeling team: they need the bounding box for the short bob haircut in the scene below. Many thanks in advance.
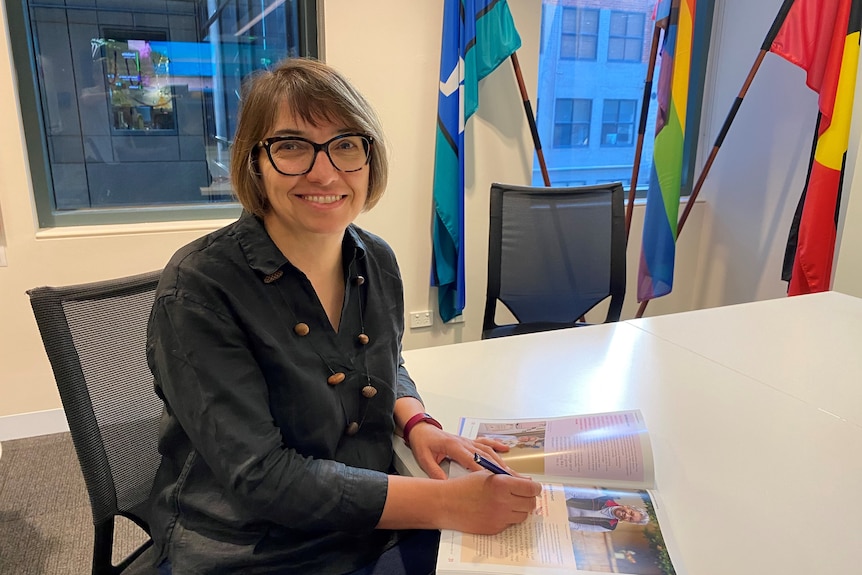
[230,58,388,217]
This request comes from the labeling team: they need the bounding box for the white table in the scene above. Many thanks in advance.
[401,294,862,575]
[629,291,862,427]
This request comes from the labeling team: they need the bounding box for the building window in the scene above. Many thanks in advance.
[7,0,318,228]
[554,98,592,148]
[561,7,599,60]
[601,99,637,147]
[608,11,646,62]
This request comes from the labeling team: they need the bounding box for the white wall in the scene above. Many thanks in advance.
[5,0,861,431]
[692,0,862,307]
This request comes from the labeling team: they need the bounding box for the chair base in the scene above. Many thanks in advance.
[93,518,155,575]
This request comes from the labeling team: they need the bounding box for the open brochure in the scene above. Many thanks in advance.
[393,409,677,575]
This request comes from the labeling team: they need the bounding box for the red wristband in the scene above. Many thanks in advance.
[402,412,442,446]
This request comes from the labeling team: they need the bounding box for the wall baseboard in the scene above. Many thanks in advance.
[0,408,69,441]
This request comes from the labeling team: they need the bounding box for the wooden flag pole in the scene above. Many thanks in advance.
[510,52,552,186]
[626,17,665,241]
[677,50,768,233]
[635,46,774,319]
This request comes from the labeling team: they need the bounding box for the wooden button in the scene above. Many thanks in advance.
[345,422,360,436]
[362,385,377,398]
[357,333,370,345]
[294,323,310,336]
[352,275,365,286]
[327,372,346,385]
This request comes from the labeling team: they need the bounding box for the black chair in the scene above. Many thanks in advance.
[482,182,626,339]
[27,271,163,575]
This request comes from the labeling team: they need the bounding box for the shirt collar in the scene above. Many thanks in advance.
[234,211,368,278]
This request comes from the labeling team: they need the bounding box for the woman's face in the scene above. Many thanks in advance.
[259,103,369,243]
[612,506,645,523]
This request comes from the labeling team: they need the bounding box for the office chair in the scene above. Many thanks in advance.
[482,182,626,339]
[27,270,163,575]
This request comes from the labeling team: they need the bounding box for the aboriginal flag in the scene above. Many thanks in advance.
[768,0,862,295]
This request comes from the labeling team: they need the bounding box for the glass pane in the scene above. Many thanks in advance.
[555,98,573,122]
[572,99,591,122]
[553,124,572,147]
[609,12,627,36]
[608,38,624,61]
[562,8,578,33]
[603,100,620,122]
[578,36,597,60]
[561,35,578,58]
[617,124,634,144]
[581,9,600,34]
[627,13,645,35]
[572,124,590,146]
[26,0,309,214]
[626,38,643,61]
[619,100,636,120]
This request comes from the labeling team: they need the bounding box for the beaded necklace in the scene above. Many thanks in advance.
[265,259,378,437]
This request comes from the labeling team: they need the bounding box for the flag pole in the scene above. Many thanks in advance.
[635,0,798,318]
[510,52,552,186]
[626,15,665,241]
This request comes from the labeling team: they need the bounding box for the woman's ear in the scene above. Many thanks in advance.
[249,153,262,177]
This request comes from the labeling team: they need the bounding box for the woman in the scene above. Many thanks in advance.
[146,58,541,575]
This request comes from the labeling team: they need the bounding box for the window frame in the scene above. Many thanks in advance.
[553,98,592,149]
[6,0,319,229]
[600,98,637,148]
[560,6,599,61]
[607,10,646,63]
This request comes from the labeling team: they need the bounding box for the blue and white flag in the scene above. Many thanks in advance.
[431,0,521,322]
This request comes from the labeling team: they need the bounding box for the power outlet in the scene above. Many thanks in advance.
[409,311,433,328]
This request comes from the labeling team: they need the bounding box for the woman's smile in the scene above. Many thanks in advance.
[296,193,348,205]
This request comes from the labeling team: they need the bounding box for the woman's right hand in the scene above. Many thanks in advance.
[440,471,542,535]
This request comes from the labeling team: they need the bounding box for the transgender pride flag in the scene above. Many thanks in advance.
[638,0,697,302]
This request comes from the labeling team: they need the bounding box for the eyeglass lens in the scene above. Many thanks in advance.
[268,135,369,175]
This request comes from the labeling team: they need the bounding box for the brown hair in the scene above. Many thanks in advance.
[230,58,388,217]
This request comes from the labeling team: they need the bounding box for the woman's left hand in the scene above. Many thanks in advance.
[406,423,513,480]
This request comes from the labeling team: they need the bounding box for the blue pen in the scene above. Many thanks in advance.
[473,452,512,476]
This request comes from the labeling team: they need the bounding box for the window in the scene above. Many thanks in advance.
[553,99,592,148]
[7,0,318,228]
[533,0,715,197]
[601,99,637,147]
[561,7,599,60]
[608,11,646,62]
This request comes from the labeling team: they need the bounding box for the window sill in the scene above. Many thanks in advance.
[34,218,237,240]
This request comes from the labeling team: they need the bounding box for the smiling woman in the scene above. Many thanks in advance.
[145,58,542,575]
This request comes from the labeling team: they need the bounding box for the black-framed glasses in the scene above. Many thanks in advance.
[256,133,373,176]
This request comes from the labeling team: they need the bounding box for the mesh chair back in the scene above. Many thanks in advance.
[27,271,163,529]
[483,183,626,338]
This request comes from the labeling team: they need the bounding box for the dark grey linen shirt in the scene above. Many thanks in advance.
[146,212,422,574]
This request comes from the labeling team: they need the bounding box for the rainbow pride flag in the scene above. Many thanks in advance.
[637,0,696,302]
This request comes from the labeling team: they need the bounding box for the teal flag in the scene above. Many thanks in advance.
[431,0,521,322]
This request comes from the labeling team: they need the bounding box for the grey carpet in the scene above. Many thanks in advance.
[0,432,152,574]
